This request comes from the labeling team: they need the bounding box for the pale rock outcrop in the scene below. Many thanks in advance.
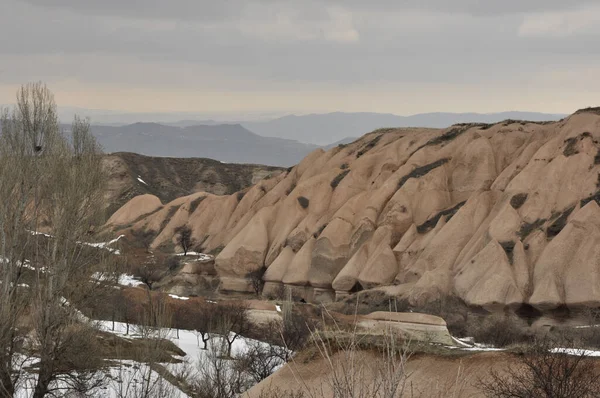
[216,207,273,291]
[454,239,523,309]
[106,194,162,226]
[530,201,600,309]
[109,109,600,309]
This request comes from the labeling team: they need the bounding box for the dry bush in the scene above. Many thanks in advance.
[478,337,600,398]
[469,313,534,348]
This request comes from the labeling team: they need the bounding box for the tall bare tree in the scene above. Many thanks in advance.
[0,82,109,398]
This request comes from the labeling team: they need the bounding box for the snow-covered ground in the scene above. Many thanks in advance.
[175,252,213,261]
[29,230,124,255]
[551,347,600,357]
[91,272,146,288]
[95,320,273,397]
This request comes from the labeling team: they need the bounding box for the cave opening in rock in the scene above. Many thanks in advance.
[350,282,364,294]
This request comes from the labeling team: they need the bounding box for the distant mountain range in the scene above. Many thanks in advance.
[85,123,318,167]
[241,111,567,145]
[53,110,569,166]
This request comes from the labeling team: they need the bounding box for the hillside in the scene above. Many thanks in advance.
[243,111,566,145]
[107,109,600,310]
[89,122,318,166]
[102,152,283,217]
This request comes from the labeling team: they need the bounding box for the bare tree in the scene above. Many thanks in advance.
[478,337,600,398]
[212,303,250,358]
[174,226,193,256]
[0,82,110,398]
[248,267,266,297]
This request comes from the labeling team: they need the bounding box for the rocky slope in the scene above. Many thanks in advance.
[102,152,282,218]
[107,108,600,310]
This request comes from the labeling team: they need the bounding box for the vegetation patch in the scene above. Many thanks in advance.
[340,163,349,170]
[510,193,528,209]
[330,170,350,189]
[518,218,547,240]
[397,158,449,190]
[236,191,246,202]
[546,206,575,238]
[188,196,206,213]
[297,196,309,209]
[500,241,516,264]
[416,201,466,234]
[356,134,382,158]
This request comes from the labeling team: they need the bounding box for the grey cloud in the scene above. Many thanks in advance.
[3,0,600,113]
[18,0,600,18]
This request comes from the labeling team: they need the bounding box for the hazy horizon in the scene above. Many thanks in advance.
[2,1,600,115]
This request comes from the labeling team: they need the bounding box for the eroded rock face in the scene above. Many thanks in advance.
[108,110,600,309]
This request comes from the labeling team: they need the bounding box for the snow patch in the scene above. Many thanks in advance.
[175,252,213,261]
[169,294,189,301]
[551,347,600,357]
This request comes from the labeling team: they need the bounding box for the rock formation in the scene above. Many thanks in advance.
[107,108,600,310]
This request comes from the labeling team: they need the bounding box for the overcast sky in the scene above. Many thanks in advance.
[1,0,600,116]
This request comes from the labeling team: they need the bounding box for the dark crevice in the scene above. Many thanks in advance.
[499,241,516,265]
[397,158,449,190]
[517,218,546,240]
[356,135,383,158]
[189,196,206,213]
[581,190,600,208]
[546,206,575,238]
[331,170,350,189]
[416,201,466,234]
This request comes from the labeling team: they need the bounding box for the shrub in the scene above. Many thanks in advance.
[478,337,600,398]
[469,313,533,347]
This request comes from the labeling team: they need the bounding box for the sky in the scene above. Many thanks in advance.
[2,0,600,117]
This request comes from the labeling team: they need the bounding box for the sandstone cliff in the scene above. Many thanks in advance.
[107,109,600,310]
